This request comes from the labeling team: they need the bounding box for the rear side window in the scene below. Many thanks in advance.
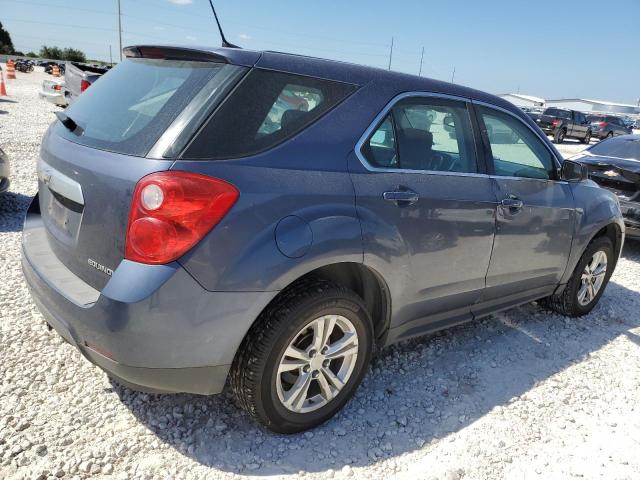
[54,59,240,157]
[362,96,478,173]
[183,69,357,159]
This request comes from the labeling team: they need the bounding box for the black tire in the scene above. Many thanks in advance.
[553,128,566,144]
[540,236,614,317]
[580,130,591,144]
[606,131,614,139]
[230,279,374,433]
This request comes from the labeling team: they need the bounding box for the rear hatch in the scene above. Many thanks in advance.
[37,52,249,291]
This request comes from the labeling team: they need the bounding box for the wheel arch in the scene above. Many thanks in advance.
[246,262,392,349]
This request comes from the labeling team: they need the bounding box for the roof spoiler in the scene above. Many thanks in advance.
[122,46,229,63]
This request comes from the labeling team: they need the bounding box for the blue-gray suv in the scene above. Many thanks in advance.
[22,45,625,433]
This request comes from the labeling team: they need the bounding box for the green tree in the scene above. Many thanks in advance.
[62,47,86,63]
[0,21,15,54]
[39,45,64,60]
[25,52,38,58]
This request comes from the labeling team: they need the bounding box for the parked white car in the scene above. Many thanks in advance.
[39,79,68,107]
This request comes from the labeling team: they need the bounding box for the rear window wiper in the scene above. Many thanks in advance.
[55,111,84,136]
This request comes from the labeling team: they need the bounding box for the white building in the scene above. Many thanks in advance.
[545,98,640,116]
[497,94,545,108]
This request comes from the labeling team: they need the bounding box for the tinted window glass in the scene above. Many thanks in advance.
[362,115,397,168]
[184,69,356,159]
[363,97,478,173]
[54,59,234,157]
[544,108,571,119]
[480,107,555,180]
[588,136,640,160]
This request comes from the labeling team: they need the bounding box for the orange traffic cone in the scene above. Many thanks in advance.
[6,60,16,80]
[0,70,7,96]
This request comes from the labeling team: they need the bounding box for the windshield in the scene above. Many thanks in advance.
[588,136,640,160]
[54,58,239,157]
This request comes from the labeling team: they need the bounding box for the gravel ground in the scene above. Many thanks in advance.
[1,67,640,480]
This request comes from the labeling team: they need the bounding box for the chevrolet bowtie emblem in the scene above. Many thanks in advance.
[603,170,618,177]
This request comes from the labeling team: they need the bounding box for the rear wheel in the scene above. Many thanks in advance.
[230,280,373,433]
[606,131,614,139]
[581,130,591,144]
[540,236,613,317]
[553,128,566,144]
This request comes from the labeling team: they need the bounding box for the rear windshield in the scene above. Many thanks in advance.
[543,108,571,119]
[54,59,239,157]
[183,69,357,159]
[588,136,640,160]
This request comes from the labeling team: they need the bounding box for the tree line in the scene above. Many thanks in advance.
[1,21,87,62]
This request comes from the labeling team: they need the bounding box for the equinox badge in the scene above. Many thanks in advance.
[88,258,113,276]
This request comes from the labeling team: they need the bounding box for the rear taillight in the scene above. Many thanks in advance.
[80,79,90,92]
[598,122,608,127]
[551,119,561,126]
[125,171,239,264]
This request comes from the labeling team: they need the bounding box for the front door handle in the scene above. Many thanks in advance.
[383,190,419,205]
[501,197,524,210]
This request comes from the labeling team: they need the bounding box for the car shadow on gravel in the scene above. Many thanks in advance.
[0,192,32,232]
[111,257,640,476]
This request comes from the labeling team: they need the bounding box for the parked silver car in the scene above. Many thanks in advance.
[39,79,68,107]
[0,147,10,194]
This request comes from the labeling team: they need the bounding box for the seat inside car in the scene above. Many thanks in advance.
[397,128,436,170]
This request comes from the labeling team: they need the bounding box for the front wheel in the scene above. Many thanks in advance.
[230,280,373,433]
[541,236,614,317]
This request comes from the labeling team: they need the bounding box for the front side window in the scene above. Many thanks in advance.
[184,69,357,159]
[362,96,478,173]
[479,106,556,180]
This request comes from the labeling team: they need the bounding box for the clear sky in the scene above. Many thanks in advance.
[2,0,639,104]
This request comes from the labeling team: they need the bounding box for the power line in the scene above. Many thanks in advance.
[2,0,115,15]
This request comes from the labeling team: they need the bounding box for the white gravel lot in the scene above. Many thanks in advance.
[1,67,640,480]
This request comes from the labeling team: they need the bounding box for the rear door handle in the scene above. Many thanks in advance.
[383,190,419,205]
[501,197,523,210]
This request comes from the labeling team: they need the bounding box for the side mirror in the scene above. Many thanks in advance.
[561,160,588,182]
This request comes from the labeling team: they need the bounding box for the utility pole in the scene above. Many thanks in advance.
[388,36,394,71]
[418,46,424,76]
[117,0,123,61]
[109,45,113,66]
[451,66,456,83]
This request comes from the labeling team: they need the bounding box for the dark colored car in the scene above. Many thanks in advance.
[0,147,9,194]
[573,135,640,238]
[22,45,625,433]
[588,115,633,140]
[534,108,592,144]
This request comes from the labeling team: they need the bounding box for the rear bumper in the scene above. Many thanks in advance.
[591,129,608,140]
[39,90,68,107]
[22,196,278,394]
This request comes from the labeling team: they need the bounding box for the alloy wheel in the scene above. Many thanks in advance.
[276,315,359,413]
[577,250,608,306]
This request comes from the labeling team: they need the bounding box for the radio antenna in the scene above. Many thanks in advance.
[208,0,240,48]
